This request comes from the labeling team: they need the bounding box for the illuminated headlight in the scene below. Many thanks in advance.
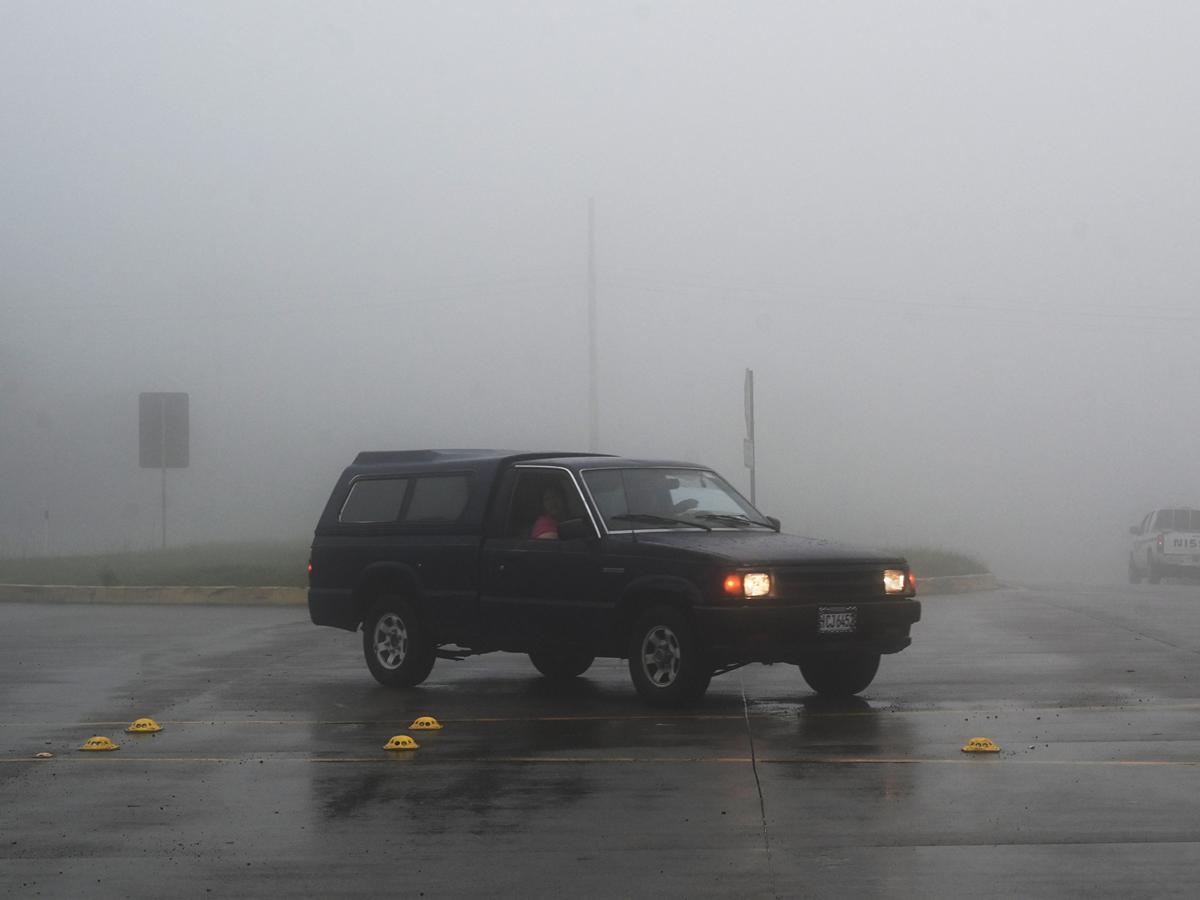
[742,572,771,598]
[883,569,908,594]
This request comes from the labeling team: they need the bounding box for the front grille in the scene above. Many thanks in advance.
[771,565,888,601]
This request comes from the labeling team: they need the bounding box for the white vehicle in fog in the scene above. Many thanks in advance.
[1129,507,1200,583]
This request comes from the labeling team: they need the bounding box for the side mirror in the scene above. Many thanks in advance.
[765,515,781,532]
[557,518,595,541]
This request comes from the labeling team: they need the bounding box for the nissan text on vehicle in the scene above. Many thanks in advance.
[1129,507,1200,583]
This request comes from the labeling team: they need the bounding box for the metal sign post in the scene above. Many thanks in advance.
[587,197,599,452]
[139,392,189,548]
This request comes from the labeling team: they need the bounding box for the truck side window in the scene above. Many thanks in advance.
[340,478,410,523]
[404,475,470,524]
[506,470,587,539]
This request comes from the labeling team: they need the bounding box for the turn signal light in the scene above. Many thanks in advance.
[723,572,771,598]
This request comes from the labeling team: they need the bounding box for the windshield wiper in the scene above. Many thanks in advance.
[694,513,775,529]
[611,513,711,532]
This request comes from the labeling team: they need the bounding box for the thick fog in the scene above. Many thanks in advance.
[3,1,1199,583]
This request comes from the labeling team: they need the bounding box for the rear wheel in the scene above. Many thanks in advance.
[529,649,595,680]
[1147,556,1162,585]
[1128,555,1143,584]
[627,605,712,706]
[798,653,880,697]
[362,596,436,687]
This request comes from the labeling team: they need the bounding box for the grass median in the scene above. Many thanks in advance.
[0,541,987,588]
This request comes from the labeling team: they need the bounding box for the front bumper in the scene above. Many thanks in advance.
[692,598,921,664]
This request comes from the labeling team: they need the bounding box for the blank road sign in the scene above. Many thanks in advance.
[139,392,189,468]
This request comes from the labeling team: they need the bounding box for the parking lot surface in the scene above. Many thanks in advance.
[3,583,1200,898]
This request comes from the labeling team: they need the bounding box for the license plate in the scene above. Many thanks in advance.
[818,606,857,634]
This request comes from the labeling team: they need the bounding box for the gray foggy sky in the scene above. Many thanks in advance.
[3,1,1199,582]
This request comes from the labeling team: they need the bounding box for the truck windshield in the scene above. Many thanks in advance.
[582,467,770,532]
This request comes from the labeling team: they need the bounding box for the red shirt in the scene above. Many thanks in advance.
[531,514,558,538]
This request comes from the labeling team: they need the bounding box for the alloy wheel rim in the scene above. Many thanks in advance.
[640,624,681,687]
[373,612,409,669]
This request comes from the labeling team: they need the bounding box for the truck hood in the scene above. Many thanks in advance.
[626,530,905,567]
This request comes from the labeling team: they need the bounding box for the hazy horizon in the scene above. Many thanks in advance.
[5,1,1200,584]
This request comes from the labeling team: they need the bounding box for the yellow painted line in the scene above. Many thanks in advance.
[5,701,1200,731]
[5,755,1200,767]
[348,756,1200,767]
[763,757,1200,767]
[1,757,242,763]
[6,703,1200,730]
[0,714,751,728]
[402,703,1200,720]
[458,714,748,723]
[0,720,385,728]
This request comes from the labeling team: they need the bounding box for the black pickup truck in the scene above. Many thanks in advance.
[308,449,920,705]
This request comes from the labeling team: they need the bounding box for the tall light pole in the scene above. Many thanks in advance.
[588,197,599,451]
[744,368,756,505]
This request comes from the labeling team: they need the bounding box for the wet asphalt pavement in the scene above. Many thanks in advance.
[3,583,1200,898]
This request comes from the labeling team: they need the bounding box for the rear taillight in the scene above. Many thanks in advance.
[1157,534,1164,550]
[307,560,313,578]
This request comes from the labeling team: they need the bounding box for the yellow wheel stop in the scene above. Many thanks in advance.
[126,717,163,734]
[961,737,1001,753]
[383,734,420,751]
[409,716,443,730]
[79,736,120,752]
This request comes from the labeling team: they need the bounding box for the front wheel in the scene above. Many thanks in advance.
[627,605,712,706]
[362,596,436,687]
[529,649,595,680]
[798,653,880,697]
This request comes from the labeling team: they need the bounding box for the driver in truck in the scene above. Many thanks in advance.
[531,486,566,539]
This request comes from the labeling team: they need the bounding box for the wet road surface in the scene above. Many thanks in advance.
[3,582,1200,898]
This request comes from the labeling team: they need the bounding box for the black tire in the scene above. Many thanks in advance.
[798,653,881,697]
[627,605,712,706]
[1148,556,1162,585]
[529,649,595,680]
[1128,555,1143,585]
[362,596,436,687]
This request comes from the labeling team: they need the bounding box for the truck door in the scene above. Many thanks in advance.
[480,466,605,650]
